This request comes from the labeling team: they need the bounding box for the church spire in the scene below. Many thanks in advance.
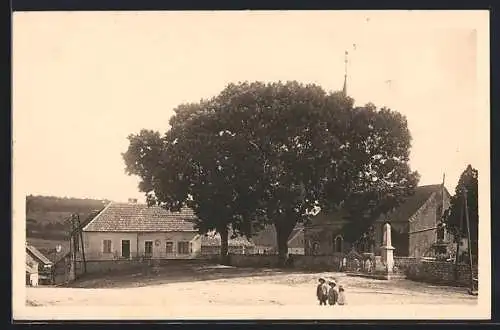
[342,50,348,97]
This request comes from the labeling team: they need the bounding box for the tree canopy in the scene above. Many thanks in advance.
[123,80,419,264]
[443,165,478,255]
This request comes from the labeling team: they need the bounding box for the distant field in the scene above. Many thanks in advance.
[25,195,107,249]
[27,237,70,250]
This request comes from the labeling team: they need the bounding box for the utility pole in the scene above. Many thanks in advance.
[76,214,87,274]
[71,214,78,278]
[454,193,464,269]
[463,188,477,295]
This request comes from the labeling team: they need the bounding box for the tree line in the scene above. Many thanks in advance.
[26,195,108,214]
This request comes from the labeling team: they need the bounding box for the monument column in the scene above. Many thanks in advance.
[381,222,395,274]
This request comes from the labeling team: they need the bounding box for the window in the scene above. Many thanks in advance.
[178,241,189,255]
[437,223,445,241]
[103,240,112,253]
[145,241,153,256]
[166,241,173,254]
[334,235,343,253]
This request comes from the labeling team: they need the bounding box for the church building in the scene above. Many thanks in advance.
[304,184,452,258]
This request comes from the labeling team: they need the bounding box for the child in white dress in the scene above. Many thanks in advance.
[337,285,347,305]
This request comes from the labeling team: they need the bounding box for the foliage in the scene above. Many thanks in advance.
[26,195,108,214]
[443,165,478,254]
[334,105,420,244]
[123,100,264,262]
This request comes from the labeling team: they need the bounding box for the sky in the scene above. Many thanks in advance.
[12,11,488,203]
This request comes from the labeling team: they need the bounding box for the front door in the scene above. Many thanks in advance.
[145,241,153,258]
[121,240,130,259]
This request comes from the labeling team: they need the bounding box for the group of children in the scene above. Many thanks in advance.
[316,277,346,306]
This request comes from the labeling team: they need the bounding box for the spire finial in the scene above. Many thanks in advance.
[342,50,348,96]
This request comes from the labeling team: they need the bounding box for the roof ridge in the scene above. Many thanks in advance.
[288,227,304,243]
[82,201,198,232]
[82,201,113,231]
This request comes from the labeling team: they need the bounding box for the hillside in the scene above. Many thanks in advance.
[26,195,109,258]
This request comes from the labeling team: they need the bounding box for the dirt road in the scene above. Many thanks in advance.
[26,264,477,307]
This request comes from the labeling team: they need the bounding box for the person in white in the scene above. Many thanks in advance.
[337,285,347,305]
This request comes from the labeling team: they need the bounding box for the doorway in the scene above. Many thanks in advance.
[121,240,131,259]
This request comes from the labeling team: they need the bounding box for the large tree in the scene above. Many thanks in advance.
[211,82,419,263]
[331,104,420,247]
[123,80,419,265]
[443,165,478,255]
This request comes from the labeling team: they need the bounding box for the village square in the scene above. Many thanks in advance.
[15,11,486,318]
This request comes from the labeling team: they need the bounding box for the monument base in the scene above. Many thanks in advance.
[380,245,395,274]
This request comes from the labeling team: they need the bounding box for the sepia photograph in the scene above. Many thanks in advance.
[12,10,490,320]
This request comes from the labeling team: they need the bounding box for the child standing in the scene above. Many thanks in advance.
[327,280,339,306]
[337,285,347,305]
[316,277,328,306]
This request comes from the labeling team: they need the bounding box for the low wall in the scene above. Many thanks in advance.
[229,254,281,268]
[228,254,342,271]
[76,260,146,274]
[394,257,418,274]
[406,260,478,287]
[292,255,342,271]
[52,257,220,284]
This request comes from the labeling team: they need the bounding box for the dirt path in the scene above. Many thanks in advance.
[26,266,477,307]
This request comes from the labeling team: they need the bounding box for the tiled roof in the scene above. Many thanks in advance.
[378,184,446,223]
[26,252,38,274]
[26,243,53,265]
[70,208,106,236]
[201,232,255,247]
[83,202,198,232]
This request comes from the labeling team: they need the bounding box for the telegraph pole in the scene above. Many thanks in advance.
[76,214,87,274]
[454,195,464,268]
[463,188,476,295]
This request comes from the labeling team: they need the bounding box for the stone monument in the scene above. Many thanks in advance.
[381,222,395,276]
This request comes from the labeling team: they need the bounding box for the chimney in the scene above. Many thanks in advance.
[128,198,138,204]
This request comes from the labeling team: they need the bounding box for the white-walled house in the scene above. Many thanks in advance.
[80,202,202,260]
[26,251,39,286]
[251,224,305,255]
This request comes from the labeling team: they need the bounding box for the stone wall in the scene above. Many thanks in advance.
[292,255,342,271]
[393,256,418,274]
[228,254,342,271]
[53,256,216,284]
[228,254,281,268]
[405,260,478,287]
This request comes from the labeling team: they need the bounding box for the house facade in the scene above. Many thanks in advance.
[80,202,202,260]
[304,184,451,258]
[201,231,256,256]
[26,243,53,284]
[26,252,39,286]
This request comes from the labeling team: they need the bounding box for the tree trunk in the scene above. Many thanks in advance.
[275,221,295,267]
[219,226,230,265]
